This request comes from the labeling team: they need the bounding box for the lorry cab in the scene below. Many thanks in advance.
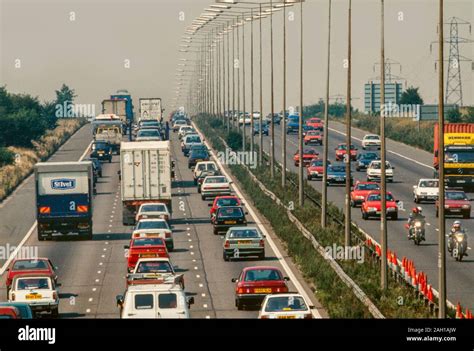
[116,278,193,319]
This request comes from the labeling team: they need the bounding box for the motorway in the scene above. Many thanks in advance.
[244,120,474,311]
[0,124,324,318]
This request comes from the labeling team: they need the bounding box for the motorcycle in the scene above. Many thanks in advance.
[449,231,468,262]
[405,219,425,245]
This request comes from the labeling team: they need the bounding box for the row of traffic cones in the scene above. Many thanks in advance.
[365,237,474,318]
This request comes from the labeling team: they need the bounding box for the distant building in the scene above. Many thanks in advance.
[364,82,403,114]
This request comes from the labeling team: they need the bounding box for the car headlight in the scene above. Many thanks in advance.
[445,205,450,209]
[311,171,319,175]
[356,196,365,200]
[414,221,422,227]
[462,205,470,209]
[368,207,377,212]
[455,235,464,242]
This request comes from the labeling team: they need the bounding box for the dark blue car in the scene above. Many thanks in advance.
[253,122,269,136]
[355,152,380,171]
[326,164,354,186]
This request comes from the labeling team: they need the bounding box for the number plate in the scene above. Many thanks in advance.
[140,253,157,258]
[26,294,42,300]
[254,288,272,294]
[224,221,237,224]
[277,315,296,319]
[237,240,252,245]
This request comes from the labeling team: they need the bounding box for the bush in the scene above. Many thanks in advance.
[0,147,14,166]
[226,131,243,151]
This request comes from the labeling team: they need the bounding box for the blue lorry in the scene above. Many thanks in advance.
[35,161,94,241]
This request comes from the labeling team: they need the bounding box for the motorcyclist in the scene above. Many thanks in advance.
[407,207,425,240]
[448,220,468,255]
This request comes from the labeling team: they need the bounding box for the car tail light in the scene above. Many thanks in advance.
[165,231,171,238]
[237,287,244,294]
[224,240,230,248]
[11,293,15,301]
[39,206,51,214]
[53,292,57,300]
[304,313,313,319]
[260,315,269,319]
[259,239,265,248]
[77,205,88,213]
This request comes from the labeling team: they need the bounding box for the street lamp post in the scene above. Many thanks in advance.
[344,0,352,248]
[270,0,275,178]
[298,1,304,206]
[282,4,287,187]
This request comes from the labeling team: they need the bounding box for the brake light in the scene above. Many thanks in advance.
[304,313,313,319]
[39,206,51,214]
[53,292,57,300]
[260,315,269,319]
[165,232,171,238]
[259,240,265,248]
[224,240,230,248]
[237,288,244,294]
[77,205,88,213]
[11,293,15,301]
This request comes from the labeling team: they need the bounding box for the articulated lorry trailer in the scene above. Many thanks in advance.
[35,161,94,240]
[434,123,474,190]
[120,141,172,225]
[139,98,162,122]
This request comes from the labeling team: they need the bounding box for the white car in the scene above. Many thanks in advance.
[178,126,195,140]
[136,128,161,141]
[413,179,439,203]
[251,111,261,119]
[181,134,203,156]
[193,161,219,181]
[366,160,394,182]
[9,274,59,317]
[238,116,252,125]
[258,294,314,319]
[201,176,232,200]
[362,134,381,149]
[116,271,193,319]
[133,219,174,251]
[172,119,188,132]
[136,203,171,222]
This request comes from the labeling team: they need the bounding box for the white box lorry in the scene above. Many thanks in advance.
[120,141,172,225]
[139,98,162,122]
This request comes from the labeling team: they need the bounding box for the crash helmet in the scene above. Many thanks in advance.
[453,220,462,230]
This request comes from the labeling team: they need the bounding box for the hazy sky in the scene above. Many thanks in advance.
[1,0,472,114]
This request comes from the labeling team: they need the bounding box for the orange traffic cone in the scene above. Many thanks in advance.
[456,303,463,319]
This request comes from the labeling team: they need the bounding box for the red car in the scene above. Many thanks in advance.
[303,131,323,145]
[335,143,358,161]
[436,190,471,219]
[125,236,169,273]
[0,306,21,319]
[232,266,289,310]
[293,149,318,167]
[350,181,380,207]
[209,195,242,218]
[306,159,331,180]
[5,258,57,294]
[361,191,399,220]
[306,117,323,130]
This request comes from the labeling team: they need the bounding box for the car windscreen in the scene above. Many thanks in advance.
[141,204,167,213]
[264,296,308,312]
[217,207,243,218]
[228,229,259,239]
[361,153,378,160]
[446,192,467,201]
[132,238,165,247]
[13,260,48,270]
[93,142,109,149]
[136,262,172,273]
[204,177,227,184]
[16,278,50,290]
[190,151,208,158]
[137,221,169,230]
[244,269,282,282]
[329,166,345,173]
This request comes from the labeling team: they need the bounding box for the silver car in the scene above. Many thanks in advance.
[223,226,265,261]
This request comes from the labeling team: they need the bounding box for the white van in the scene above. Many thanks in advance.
[116,277,194,319]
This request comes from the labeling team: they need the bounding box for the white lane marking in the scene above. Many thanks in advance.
[101,255,105,258]
[92,288,97,292]
[86,309,91,313]
[95,279,99,283]
[194,266,198,270]
[190,252,194,255]
[0,140,93,275]
[328,127,433,170]
[206,316,210,319]
[199,283,203,287]
[196,124,322,318]
[203,304,208,308]
[99,262,103,266]
[97,271,101,274]
[88,298,93,302]
[190,245,194,249]
[196,274,200,278]
[201,293,206,297]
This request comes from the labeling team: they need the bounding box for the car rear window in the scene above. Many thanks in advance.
[17,278,50,290]
[217,198,239,207]
[244,269,282,282]
[229,229,259,238]
[218,207,243,218]
[13,260,48,270]
[264,296,308,312]
[419,180,439,188]
[205,177,227,184]
[367,194,394,202]
[138,130,160,137]
[136,262,172,273]
[132,238,164,247]
[137,221,169,230]
[158,293,178,309]
[134,294,154,310]
[357,184,380,191]
[446,192,467,200]
[186,135,201,143]
[141,204,167,213]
